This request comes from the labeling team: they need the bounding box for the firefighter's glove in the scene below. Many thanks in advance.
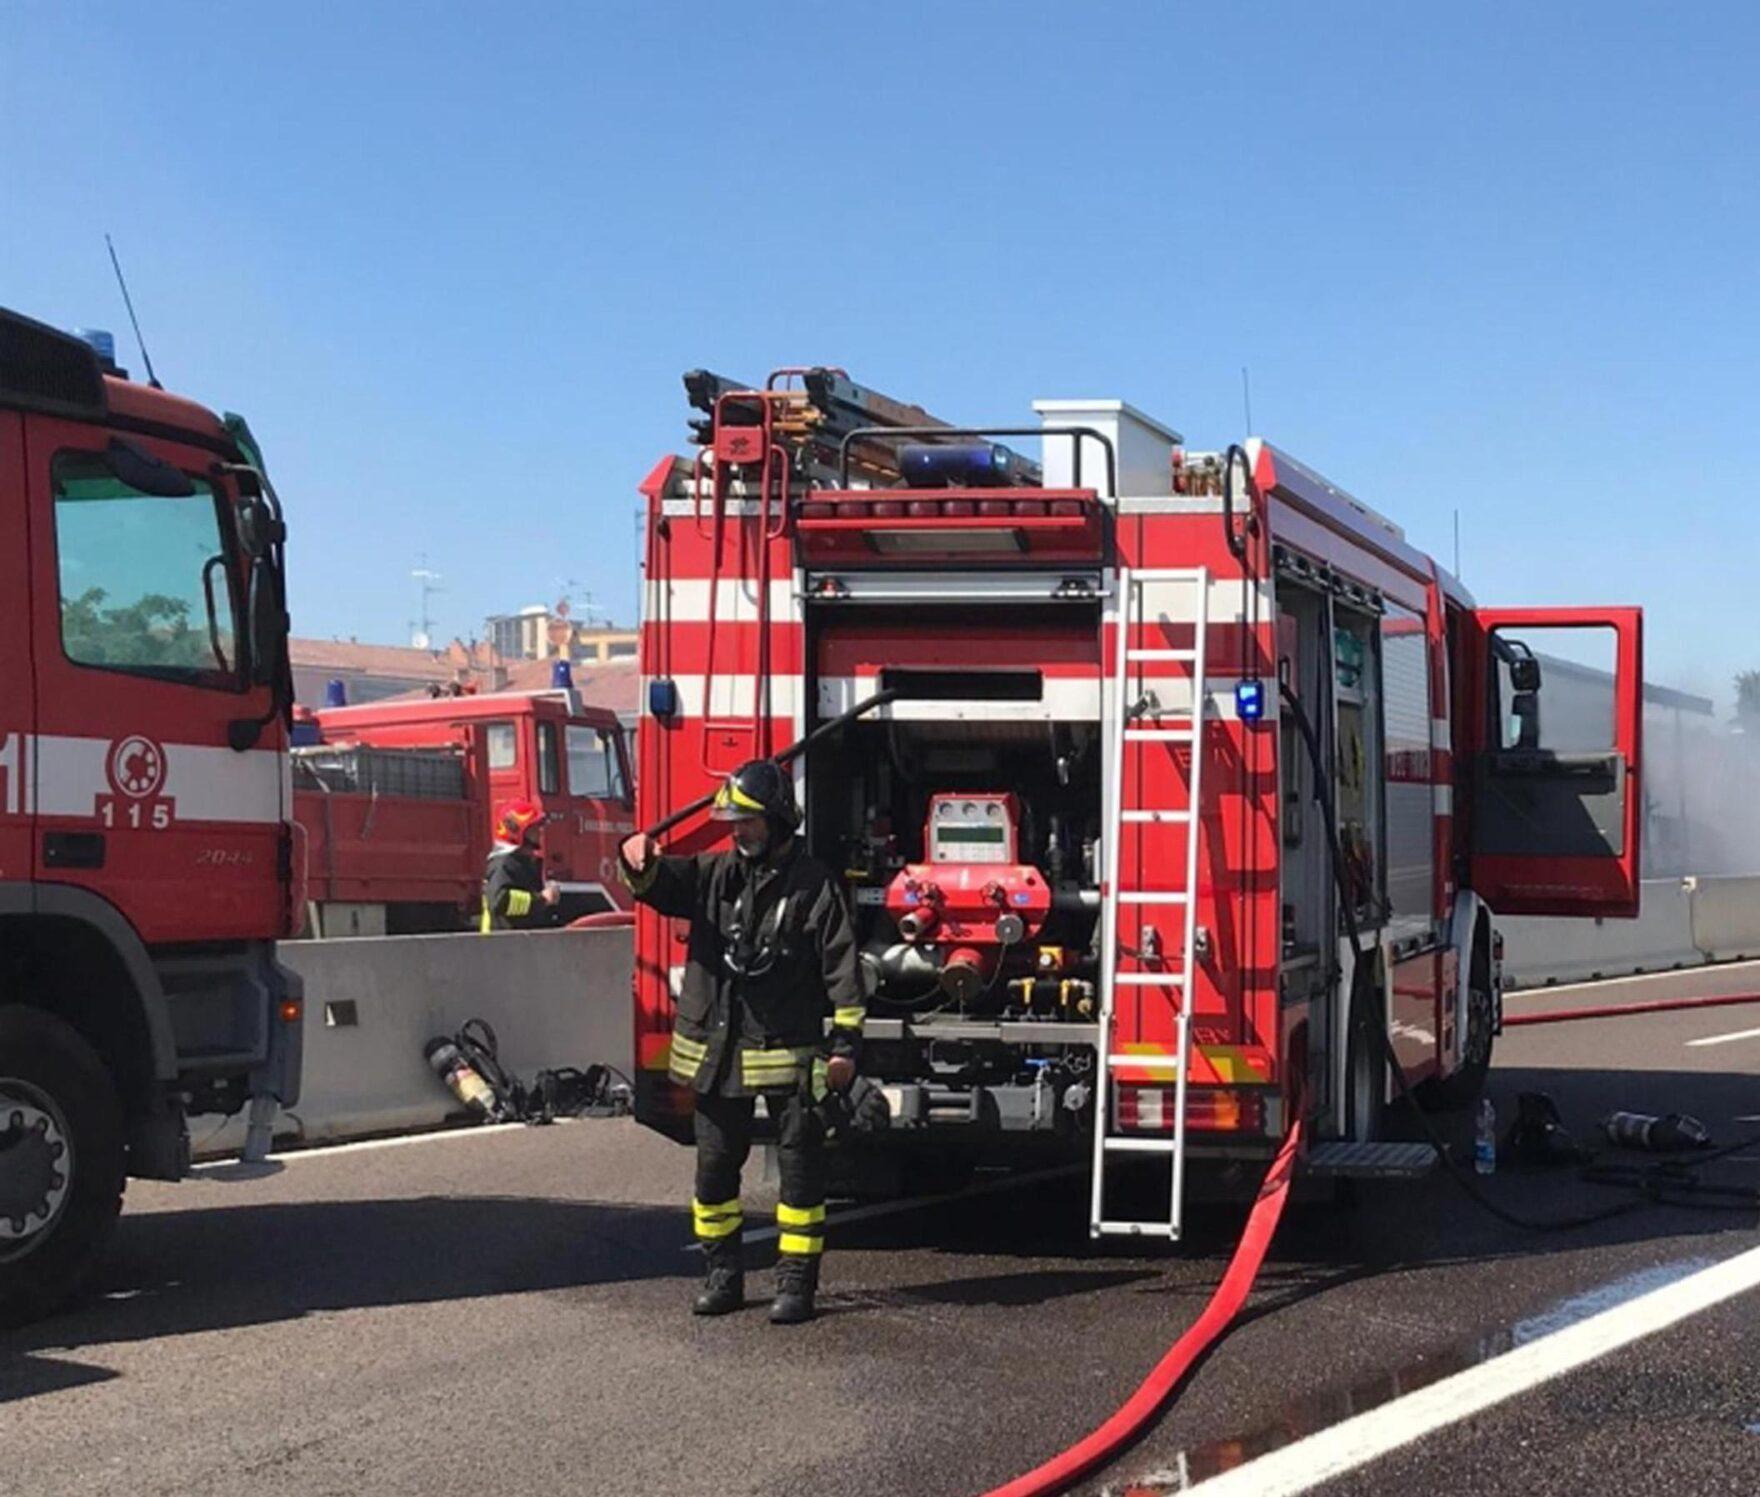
[845,1075,891,1134]
[819,1075,891,1137]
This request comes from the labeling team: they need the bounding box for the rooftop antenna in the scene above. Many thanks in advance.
[410,556,445,649]
[1241,366,1253,433]
[104,234,161,390]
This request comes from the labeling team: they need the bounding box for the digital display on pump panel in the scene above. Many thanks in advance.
[929,797,1014,864]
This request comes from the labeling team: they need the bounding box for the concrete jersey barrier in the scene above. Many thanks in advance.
[1502,874,1760,990]
[1686,874,1760,963]
[196,928,633,1156]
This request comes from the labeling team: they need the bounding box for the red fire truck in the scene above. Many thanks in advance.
[297,686,635,933]
[0,308,301,1319]
[632,368,1642,1237]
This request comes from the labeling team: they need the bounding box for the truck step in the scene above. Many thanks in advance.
[1305,1141,1437,1178]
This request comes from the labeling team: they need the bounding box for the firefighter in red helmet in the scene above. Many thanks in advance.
[481,797,562,932]
[619,759,865,1324]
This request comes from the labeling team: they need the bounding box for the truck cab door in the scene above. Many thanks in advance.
[1464,607,1642,917]
[23,419,284,942]
[563,717,634,912]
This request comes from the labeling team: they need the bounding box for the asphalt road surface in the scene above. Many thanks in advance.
[4,963,1759,1496]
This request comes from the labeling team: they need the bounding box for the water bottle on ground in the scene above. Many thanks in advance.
[1475,1096,1497,1175]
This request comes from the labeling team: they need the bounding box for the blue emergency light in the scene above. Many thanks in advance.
[648,679,679,718]
[324,678,348,708]
[898,442,1021,488]
[1235,679,1265,722]
[551,659,574,690]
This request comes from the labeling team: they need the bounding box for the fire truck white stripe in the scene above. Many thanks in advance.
[33,735,283,824]
[1184,1243,1760,1496]
[642,577,797,625]
[1432,717,1451,750]
[642,574,1272,626]
[661,675,804,720]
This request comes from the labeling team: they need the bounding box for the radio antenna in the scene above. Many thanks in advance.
[105,234,161,389]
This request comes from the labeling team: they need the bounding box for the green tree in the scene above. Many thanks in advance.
[61,588,210,671]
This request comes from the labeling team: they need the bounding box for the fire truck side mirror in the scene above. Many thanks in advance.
[1509,656,1542,694]
[236,494,285,558]
[245,555,288,688]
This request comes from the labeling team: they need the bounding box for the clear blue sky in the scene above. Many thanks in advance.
[5,3,1755,705]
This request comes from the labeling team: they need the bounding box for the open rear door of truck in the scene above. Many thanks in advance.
[1464,607,1642,918]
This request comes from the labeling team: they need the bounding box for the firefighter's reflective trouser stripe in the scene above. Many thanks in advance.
[776,1200,826,1256]
[694,1090,826,1256]
[667,1032,818,1095]
[691,1197,742,1242]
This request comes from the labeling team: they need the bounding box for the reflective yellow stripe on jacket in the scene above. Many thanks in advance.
[738,1045,817,1092]
[668,1032,708,1085]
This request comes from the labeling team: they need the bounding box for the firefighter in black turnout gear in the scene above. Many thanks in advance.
[481,798,562,932]
[619,759,865,1324]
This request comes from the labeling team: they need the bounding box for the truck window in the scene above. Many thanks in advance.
[486,722,517,770]
[536,722,560,794]
[1380,609,1434,929]
[566,723,626,801]
[1490,625,1616,754]
[52,452,240,684]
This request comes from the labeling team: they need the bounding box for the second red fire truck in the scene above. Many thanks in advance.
[632,368,1643,1236]
[293,683,636,935]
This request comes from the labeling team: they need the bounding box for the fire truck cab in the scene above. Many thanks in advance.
[0,309,300,1319]
[633,368,1642,1238]
[311,687,635,926]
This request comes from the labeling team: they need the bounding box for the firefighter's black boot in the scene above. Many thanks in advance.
[693,1235,745,1316]
[769,1253,820,1325]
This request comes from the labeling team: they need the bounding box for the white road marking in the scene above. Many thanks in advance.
[192,1122,530,1169]
[692,1163,1082,1251]
[1184,1242,1760,1496]
[1685,1024,1760,1049]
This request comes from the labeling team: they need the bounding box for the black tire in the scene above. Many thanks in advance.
[1345,1017,1384,1143]
[1425,938,1495,1111]
[1345,969,1386,1144]
[0,1005,127,1326]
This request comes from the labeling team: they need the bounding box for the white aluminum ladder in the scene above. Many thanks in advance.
[1090,566,1211,1240]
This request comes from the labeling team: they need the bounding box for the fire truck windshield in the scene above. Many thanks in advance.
[53,451,242,684]
[566,723,626,801]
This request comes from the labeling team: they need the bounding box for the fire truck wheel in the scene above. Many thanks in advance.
[0,1005,127,1327]
[1424,944,1496,1111]
[1345,991,1386,1144]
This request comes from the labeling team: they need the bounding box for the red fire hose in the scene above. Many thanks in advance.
[1504,990,1760,1028]
[976,986,1760,1495]
[981,1113,1305,1497]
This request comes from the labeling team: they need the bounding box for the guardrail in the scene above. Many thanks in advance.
[1501,874,1760,989]
[196,928,633,1158]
